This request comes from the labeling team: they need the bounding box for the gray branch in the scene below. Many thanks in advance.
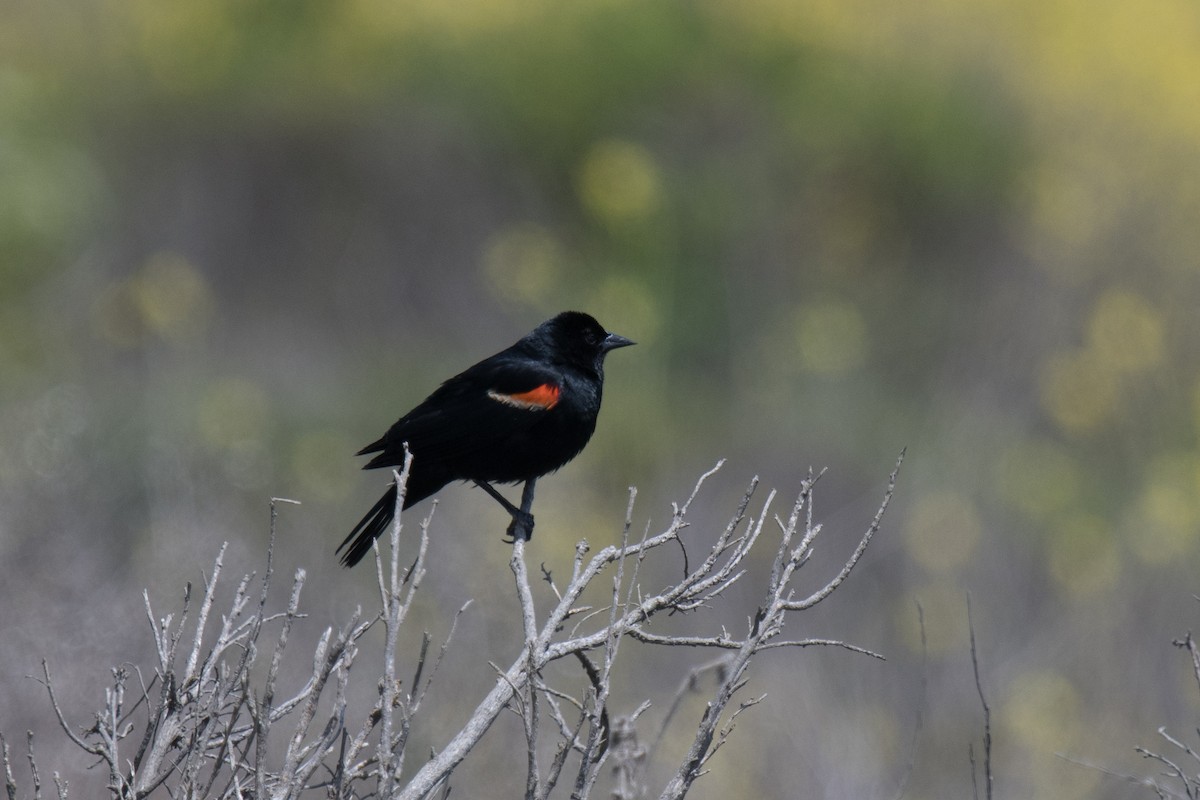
[20,456,902,800]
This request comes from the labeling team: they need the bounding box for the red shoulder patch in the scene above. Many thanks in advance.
[488,383,560,411]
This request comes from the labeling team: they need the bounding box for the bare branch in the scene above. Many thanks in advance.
[377,450,417,798]
[1,732,18,800]
[787,451,903,611]
[891,601,927,800]
[967,593,993,800]
[17,457,900,800]
[1173,631,1200,701]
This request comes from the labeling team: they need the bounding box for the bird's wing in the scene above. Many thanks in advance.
[358,356,562,470]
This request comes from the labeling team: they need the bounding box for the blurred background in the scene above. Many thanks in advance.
[3,0,1200,797]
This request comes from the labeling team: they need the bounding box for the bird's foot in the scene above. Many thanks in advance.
[504,510,535,543]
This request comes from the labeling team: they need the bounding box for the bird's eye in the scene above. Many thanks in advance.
[583,329,599,345]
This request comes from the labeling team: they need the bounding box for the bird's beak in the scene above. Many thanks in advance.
[601,332,636,352]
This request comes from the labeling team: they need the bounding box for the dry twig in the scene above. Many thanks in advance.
[17,455,901,800]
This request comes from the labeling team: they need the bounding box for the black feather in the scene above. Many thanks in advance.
[340,311,633,567]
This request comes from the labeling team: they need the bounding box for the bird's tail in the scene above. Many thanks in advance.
[337,484,398,568]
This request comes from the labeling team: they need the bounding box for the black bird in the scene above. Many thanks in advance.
[338,311,634,567]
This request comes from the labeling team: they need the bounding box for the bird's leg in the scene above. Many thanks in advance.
[474,480,522,515]
[474,479,536,542]
[510,478,537,542]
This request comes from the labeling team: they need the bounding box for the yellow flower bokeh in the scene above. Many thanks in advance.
[904,490,982,574]
[1039,350,1119,434]
[1086,290,1164,373]
[578,139,663,227]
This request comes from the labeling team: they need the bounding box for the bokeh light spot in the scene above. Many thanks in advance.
[97,251,215,346]
[1023,160,1110,285]
[904,491,982,573]
[1047,513,1120,597]
[995,438,1081,520]
[1039,350,1118,434]
[795,300,867,374]
[578,139,663,226]
[1128,453,1200,565]
[1002,670,1082,753]
[132,252,213,341]
[1086,289,1164,373]
[482,223,563,308]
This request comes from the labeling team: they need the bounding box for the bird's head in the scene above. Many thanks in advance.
[536,311,635,370]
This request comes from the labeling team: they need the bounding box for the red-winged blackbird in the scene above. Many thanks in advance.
[338,311,634,567]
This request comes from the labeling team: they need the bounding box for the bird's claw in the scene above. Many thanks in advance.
[504,510,535,543]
